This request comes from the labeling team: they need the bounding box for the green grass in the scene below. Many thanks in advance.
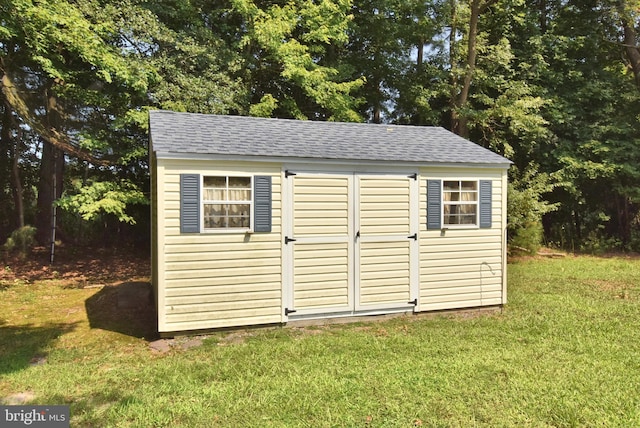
[2,255,640,427]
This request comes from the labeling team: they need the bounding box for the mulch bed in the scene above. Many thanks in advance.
[0,245,150,285]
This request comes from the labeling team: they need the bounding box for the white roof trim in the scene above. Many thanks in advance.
[152,151,512,170]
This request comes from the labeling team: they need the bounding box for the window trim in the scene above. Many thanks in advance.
[441,179,480,229]
[201,175,254,233]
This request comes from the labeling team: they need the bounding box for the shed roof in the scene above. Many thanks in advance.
[149,110,511,166]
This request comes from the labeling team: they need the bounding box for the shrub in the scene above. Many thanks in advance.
[509,221,543,255]
[508,165,558,255]
[4,226,37,258]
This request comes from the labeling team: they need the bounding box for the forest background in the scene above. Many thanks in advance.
[1,0,640,255]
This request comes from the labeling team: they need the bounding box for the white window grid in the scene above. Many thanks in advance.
[202,176,253,230]
[442,180,479,227]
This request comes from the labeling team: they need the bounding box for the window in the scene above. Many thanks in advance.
[180,173,271,233]
[443,180,478,226]
[426,179,491,230]
[202,176,252,229]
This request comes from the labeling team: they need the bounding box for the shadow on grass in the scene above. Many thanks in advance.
[0,322,79,375]
[43,391,135,428]
[85,281,158,341]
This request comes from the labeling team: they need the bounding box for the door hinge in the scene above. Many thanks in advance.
[356,230,360,239]
[285,308,297,316]
[285,170,297,178]
[408,173,417,180]
[407,233,417,240]
[284,236,297,244]
[408,299,417,306]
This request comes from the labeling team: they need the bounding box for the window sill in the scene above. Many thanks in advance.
[201,228,253,234]
[440,225,480,230]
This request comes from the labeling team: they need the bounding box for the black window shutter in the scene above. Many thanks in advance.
[254,175,272,232]
[479,180,492,228]
[426,179,442,230]
[180,174,200,233]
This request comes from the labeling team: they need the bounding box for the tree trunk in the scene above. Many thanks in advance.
[453,0,482,138]
[35,88,65,245]
[2,100,25,230]
[539,0,547,34]
[449,0,459,132]
[1,100,25,229]
[36,142,64,245]
[372,77,382,124]
[1,103,14,231]
[615,194,631,245]
[10,133,25,229]
[450,0,497,138]
[621,17,640,87]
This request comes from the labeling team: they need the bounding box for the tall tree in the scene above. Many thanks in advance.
[619,0,640,86]
[448,0,498,138]
[525,0,640,249]
[231,0,365,121]
[0,0,154,243]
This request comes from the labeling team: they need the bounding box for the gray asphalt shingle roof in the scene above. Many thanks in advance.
[149,110,511,166]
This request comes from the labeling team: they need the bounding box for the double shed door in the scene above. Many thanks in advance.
[284,171,419,318]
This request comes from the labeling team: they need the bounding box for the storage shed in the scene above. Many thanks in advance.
[149,110,511,335]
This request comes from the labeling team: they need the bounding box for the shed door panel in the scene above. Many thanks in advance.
[293,243,349,311]
[356,176,415,310]
[290,175,352,314]
[359,241,411,306]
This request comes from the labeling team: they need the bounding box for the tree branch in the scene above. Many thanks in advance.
[0,71,112,166]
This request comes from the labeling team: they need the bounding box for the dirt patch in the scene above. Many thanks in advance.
[1,391,36,405]
[217,331,254,346]
[0,245,150,286]
[589,279,635,299]
[148,336,205,353]
[1,246,157,340]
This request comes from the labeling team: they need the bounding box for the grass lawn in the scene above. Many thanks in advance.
[1,254,640,427]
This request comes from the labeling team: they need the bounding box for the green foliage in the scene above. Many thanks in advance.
[3,226,36,257]
[1,0,640,249]
[5,0,150,88]
[508,165,559,254]
[233,0,365,120]
[249,94,278,117]
[581,231,623,255]
[509,220,543,255]
[56,180,148,225]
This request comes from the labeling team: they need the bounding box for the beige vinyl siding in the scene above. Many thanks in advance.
[357,176,413,308]
[290,174,351,313]
[293,176,349,236]
[155,159,282,333]
[359,177,410,234]
[293,242,350,310]
[359,241,410,304]
[419,168,506,311]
